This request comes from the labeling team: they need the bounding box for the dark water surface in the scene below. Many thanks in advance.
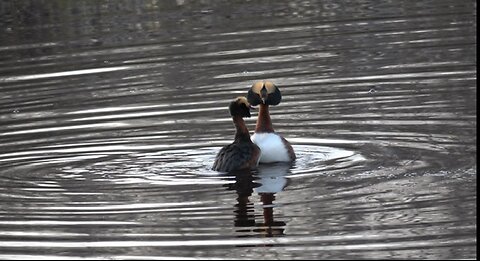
[0,0,476,259]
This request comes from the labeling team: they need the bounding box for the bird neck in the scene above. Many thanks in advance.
[233,116,251,142]
[255,104,275,133]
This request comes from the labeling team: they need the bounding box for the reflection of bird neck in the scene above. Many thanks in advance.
[255,104,274,133]
[260,193,275,226]
[233,116,250,142]
[232,171,255,228]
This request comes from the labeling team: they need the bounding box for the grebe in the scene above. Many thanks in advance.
[213,97,261,172]
[247,81,296,163]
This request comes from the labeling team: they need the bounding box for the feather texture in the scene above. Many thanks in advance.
[213,141,260,172]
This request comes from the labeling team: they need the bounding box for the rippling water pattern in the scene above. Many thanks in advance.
[0,0,476,259]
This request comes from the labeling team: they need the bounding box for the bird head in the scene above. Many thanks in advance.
[229,96,253,118]
[247,80,282,106]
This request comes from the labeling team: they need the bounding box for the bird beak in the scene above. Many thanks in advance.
[260,87,268,104]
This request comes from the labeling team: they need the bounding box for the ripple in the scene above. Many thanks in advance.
[51,142,367,185]
[0,138,367,190]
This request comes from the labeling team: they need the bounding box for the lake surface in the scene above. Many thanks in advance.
[0,0,476,259]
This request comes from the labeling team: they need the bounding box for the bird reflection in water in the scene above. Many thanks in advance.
[224,163,291,239]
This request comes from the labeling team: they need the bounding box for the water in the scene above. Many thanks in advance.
[0,0,476,259]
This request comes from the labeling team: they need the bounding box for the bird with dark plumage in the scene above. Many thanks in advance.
[213,97,261,172]
[247,80,296,163]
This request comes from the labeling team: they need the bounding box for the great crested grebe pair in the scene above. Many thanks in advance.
[213,81,295,172]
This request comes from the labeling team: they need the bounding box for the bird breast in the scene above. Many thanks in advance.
[251,132,291,163]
